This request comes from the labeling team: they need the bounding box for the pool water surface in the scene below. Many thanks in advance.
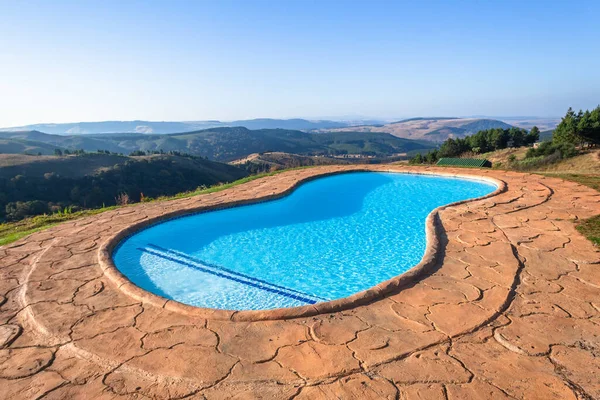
[113,172,496,310]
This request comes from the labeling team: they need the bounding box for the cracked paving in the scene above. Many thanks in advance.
[0,165,599,399]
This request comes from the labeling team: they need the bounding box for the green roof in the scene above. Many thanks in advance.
[436,158,491,168]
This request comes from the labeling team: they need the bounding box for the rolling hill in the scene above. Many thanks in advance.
[0,153,249,221]
[0,153,129,178]
[324,118,515,142]
[230,152,351,171]
[0,152,247,180]
[0,118,357,135]
[0,128,435,162]
[0,138,63,155]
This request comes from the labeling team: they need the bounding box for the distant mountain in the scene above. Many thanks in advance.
[0,118,356,135]
[225,118,347,131]
[497,117,560,132]
[392,117,459,124]
[0,128,435,162]
[323,118,515,142]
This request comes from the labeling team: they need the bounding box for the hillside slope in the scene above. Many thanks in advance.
[0,128,435,161]
[0,153,129,178]
[0,153,248,221]
[0,152,246,180]
[231,152,350,171]
[0,138,63,155]
[325,118,514,142]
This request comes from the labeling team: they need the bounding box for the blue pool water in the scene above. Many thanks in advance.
[113,172,495,310]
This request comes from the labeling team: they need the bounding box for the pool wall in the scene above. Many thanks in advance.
[99,167,506,321]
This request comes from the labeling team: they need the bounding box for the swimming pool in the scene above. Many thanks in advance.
[113,172,496,311]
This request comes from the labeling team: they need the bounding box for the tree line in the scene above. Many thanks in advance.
[410,105,599,165]
[520,105,599,165]
[409,127,539,164]
[552,106,600,147]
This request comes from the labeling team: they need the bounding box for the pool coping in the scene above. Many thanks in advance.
[98,168,506,321]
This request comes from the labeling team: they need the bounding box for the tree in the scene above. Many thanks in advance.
[526,126,540,145]
[576,106,600,146]
[54,149,63,156]
[425,150,439,164]
[553,107,579,145]
[438,138,467,158]
[509,128,526,147]
[491,129,510,150]
[553,105,600,147]
[5,200,49,221]
[409,153,423,164]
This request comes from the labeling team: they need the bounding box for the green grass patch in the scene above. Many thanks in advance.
[0,167,312,247]
[538,173,600,247]
[576,215,600,246]
[539,173,600,192]
[0,207,118,246]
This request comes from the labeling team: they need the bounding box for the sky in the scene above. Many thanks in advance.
[0,0,599,127]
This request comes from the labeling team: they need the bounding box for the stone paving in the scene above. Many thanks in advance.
[0,165,599,399]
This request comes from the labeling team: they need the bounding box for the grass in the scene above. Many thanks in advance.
[0,207,118,246]
[541,173,600,248]
[0,167,312,247]
[576,215,600,246]
[538,173,600,191]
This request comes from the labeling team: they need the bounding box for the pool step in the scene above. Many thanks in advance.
[137,244,326,305]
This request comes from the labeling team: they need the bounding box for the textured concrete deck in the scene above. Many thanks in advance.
[0,165,599,399]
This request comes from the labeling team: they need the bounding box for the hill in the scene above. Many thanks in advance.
[0,153,129,178]
[0,138,63,155]
[324,118,514,142]
[309,131,432,156]
[0,118,356,135]
[0,153,248,222]
[484,147,600,176]
[0,131,127,153]
[0,128,435,162]
[231,152,350,172]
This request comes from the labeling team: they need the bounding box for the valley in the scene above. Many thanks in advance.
[0,127,435,161]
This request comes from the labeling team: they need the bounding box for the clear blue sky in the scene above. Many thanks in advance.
[1,0,598,126]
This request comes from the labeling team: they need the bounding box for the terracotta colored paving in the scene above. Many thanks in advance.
[1,165,599,399]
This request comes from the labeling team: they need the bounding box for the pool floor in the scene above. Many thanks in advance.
[113,172,496,310]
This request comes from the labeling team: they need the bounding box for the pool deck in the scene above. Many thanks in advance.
[1,165,599,399]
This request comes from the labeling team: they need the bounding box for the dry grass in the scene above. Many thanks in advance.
[481,147,529,166]
[532,151,600,174]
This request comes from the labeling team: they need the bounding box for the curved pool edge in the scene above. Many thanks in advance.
[98,167,506,321]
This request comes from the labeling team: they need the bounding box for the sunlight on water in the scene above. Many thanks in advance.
[114,172,495,310]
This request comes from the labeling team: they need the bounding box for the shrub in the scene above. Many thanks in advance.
[115,193,130,206]
[525,141,577,159]
[5,200,49,221]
